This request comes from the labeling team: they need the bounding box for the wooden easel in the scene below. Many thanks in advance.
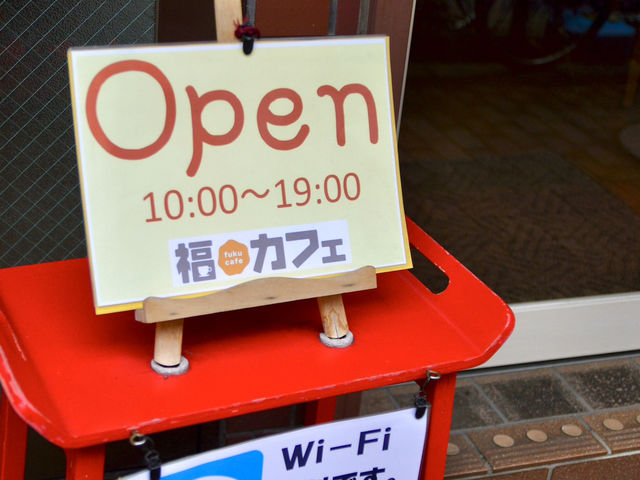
[136,266,377,373]
[135,0,377,374]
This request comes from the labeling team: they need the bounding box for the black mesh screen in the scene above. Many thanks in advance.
[0,0,156,268]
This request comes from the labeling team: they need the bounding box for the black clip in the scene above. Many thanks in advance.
[414,370,441,419]
[234,17,261,55]
[130,431,162,480]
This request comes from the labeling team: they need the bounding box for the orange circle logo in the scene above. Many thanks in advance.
[218,240,249,276]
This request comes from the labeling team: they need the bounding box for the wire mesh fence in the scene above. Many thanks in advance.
[0,0,155,268]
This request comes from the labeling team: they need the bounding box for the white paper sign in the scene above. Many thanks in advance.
[68,37,413,314]
[123,407,428,480]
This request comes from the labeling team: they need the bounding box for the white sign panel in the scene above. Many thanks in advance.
[123,408,428,480]
[68,37,412,314]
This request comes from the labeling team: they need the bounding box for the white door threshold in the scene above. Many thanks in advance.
[480,292,640,368]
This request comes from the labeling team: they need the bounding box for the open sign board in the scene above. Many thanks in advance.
[68,37,411,314]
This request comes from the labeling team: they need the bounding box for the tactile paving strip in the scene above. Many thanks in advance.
[444,434,489,479]
[582,408,640,453]
[468,419,606,472]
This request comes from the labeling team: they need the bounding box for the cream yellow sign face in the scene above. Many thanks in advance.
[68,37,411,314]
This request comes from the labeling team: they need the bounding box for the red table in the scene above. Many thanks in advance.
[0,220,513,479]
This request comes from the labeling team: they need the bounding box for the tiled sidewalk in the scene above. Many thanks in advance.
[360,353,640,479]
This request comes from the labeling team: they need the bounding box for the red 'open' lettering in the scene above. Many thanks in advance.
[186,86,244,177]
[257,88,310,151]
[85,61,382,176]
[317,84,378,146]
[85,60,176,160]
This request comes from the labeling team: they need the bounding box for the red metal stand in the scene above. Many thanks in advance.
[305,398,339,426]
[66,445,106,480]
[0,221,513,479]
[423,373,458,479]
[0,397,27,480]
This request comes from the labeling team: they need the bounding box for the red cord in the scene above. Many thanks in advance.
[234,16,260,41]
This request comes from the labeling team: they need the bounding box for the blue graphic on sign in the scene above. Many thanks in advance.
[162,450,263,480]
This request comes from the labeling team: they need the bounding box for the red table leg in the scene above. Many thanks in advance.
[65,444,106,480]
[421,372,457,480]
[0,395,28,480]
[304,397,338,425]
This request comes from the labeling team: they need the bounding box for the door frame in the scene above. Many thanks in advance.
[481,293,640,368]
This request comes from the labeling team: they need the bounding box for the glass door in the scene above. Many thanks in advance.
[400,0,640,366]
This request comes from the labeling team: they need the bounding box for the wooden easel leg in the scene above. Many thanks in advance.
[317,294,349,338]
[0,395,27,479]
[420,373,457,480]
[152,319,189,375]
[214,0,243,42]
[317,294,353,347]
[65,444,106,480]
